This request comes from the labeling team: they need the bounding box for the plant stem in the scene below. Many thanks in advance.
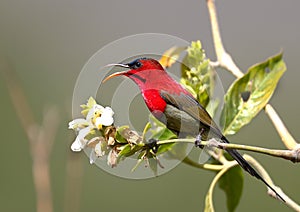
[182,156,223,171]
[244,155,300,211]
[157,138,300,162]
[207,0,243,78]
[265,104,298,149]
[206,0,299,150]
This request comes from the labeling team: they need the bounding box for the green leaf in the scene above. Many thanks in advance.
[115,125,130,143]
[218,166,244,212]
[156,143,175,155]
[87,96,97,107]
[181,40,215,108]
[142,122,152,140]
[204,164,241,212]
[221,53,286,135]
[118,144,142,159]
[81,96,97,117]
[117,144,132,157]
[131,158,144,172]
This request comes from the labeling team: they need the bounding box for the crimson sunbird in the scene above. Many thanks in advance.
[104,57,284,201]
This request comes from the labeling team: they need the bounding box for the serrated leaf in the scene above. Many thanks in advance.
[181,40,215,108]
[159,46,187,69]
[221,53,286,135]
[218,166,244,212]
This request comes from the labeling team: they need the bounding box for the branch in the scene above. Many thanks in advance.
[115,127,300,208]
[215,140,300,163]
[157,138,300,163]
[206,0,299,149]
[244,155,300,211]
[206,0,243,78]
[265,104,298,149]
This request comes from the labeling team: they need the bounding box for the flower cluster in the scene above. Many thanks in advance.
[68,97,176,173]
[68,97,118,166]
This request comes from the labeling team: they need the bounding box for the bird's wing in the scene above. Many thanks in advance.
[160,90,222,136]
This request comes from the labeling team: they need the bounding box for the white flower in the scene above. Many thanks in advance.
[89,142,106,164]
[95,107,114,128]
[71,137,82,152]
[68,97,115,164]
[70,126,90,152]
[85,104,114,129]
[86,104,105,122]
[68,118,89,131]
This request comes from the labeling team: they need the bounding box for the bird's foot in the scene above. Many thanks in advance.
[195,128,205,148]
[195,133,204,149]
[146,138,159,154]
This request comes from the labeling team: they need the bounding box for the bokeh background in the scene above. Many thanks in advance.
[1,0,299,211]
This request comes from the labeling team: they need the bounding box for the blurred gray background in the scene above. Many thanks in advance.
[0,0,299,211]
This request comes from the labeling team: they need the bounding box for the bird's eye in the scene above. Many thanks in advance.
[134,61,142,68]
[126,58,144,69]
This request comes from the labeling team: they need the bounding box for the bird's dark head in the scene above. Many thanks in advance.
[103,58,165,84]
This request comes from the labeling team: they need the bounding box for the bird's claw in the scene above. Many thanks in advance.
[195,133,204,149]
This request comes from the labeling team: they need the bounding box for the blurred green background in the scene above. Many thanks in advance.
[1,0,299,211]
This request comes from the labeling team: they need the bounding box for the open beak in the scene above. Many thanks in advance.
[102,63,130,83]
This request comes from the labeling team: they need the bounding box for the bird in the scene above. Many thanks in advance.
[103,57,284,202]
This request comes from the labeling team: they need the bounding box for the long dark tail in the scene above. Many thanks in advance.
[221,136,285,202]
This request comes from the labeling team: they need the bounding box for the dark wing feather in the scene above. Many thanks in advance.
[160,90,222,137]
